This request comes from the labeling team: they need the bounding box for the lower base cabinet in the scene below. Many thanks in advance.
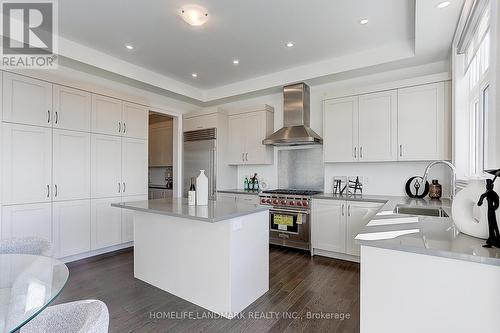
[91,197,123,250]
[312,199,383,259]
[121,195,147,243]
[53,199,91,258]
[1,203,52,241]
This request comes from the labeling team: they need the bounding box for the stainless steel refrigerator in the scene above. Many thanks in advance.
[183,128,217,200]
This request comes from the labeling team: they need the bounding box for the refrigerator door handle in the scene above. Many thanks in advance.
[208,148,217,199]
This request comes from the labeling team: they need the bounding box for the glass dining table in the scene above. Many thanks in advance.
[0,254,69,333]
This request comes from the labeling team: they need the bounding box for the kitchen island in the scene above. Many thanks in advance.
[112,197,270,319]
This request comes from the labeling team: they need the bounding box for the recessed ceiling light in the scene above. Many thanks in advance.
[359,19,369,25]
[233,59,239,65]
[180,5,209,26]
[191,73,198,78]
[124,43,134,50]
[436,1,451,8]
[286,41,294,48]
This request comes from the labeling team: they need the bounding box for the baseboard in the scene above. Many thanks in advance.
[59,242,133,263]
[312,248,360,263]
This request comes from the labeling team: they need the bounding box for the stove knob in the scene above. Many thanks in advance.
[296,201,302,206]
[289,201,295,206]
[280,200,286,205]
[273,199,279,205]
[302,201,309,207]
[266,199,272,204]
[261,198,266,204]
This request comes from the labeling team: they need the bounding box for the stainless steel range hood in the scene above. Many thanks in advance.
[263,82,322,146]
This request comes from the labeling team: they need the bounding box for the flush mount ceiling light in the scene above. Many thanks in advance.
[359,19,369,25]
[436,1,451,8]
[233,59,239,65]
[124,43,134,50]
[286,41,294,48]
[180,5,209,26]
[191,73,198,78]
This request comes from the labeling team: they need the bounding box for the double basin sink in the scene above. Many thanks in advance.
[393,205,449,218]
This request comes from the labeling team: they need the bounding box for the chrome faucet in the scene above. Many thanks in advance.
[421,161,456,199]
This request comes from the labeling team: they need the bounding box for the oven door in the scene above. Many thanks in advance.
[269,208,308,234]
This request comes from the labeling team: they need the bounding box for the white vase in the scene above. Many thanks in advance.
[451,179,489,239]
[196,170,208,206]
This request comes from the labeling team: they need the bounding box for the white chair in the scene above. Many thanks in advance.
[20,300,109,333]
[0,237,52,256]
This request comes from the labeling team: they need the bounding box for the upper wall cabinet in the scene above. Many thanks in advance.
[227,106,274,165]
[149,121,173,167]
[184,113,218,132]
[3,72,53,127]
[323,82,450,163]
[122,102,148,139]
[397,82,450,161]
[91,95,123,136]
[53,85,91,132]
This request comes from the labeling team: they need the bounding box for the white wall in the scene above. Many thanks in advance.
[205,61,452,196]
[492,0,500,168]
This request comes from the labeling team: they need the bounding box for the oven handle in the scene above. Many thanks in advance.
[269,208,310,215]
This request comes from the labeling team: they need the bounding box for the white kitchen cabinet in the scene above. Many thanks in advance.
[2,123,52,205]
[121,194,147,243]
[91,197,123,250]
[2,73,53,127]
[311,199,346,253]
[345,201,383,256]
[122,138,148,196]
[227,107,274,165]
[53,199,91,258]
[53,85,91,132]
[235,193,260,205]
[183,113,218,132]
[149,121,173,167]
[91,134,122,198]
[1,203,52,241]
[122,102,148,139]
[397,82,450,161]
[323,97,358,163]
[91,94,123,136]
[358,90,398,162]
[53,129,91,201]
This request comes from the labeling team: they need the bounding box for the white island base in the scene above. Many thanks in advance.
[133,210,269,319]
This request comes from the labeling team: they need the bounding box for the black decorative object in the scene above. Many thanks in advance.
[405,176,429,198]
[478,169,500,248]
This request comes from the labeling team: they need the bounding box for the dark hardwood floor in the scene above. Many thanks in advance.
[56,246,360,333]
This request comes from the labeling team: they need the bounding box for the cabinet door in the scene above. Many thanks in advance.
[244,112,270,164]
[53,200,91,258]
[2,123,52,205]
[311,200,346,253]
[91,94,123,136]
[149,123,173,167]
[1,203,52,241]
[345,202,383,256]
[358,90,398,162]
[53,129,91,201]
[91,134,122,198]
[227,115,246,164]
[122,102,148,139]
[121,194,147,243]
[122,138,148,196]
[53,85,91,132]
[235,194,260,205]
[398,82,446,161]
[2,73,53,127]
[323,97,359,162]
[183,113,218,132]
[216,193,237,201]
[91,197,122,249]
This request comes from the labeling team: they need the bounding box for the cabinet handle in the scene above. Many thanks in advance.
[341,204,345,216]
[47,185,50,197]
[123,182,126,193]
[55,111,58,124]
[118,182,121,193]
[348,205,351,216]
[360,147,363,159]
[242,153,245,162]
[119,122,122,133]
[47,110,50,123]
[245,153,248,161]
[354,147,357,159]
[399,145,403,157]
[123,123,126,133]
[55,184,58,197]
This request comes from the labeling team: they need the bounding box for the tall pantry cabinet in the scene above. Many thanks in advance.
[1,72,148,259]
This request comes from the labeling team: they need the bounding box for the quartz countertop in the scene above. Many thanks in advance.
[217,189,260,196]
[112,197,269,223]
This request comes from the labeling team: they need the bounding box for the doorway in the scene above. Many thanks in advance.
[148,111,174,199]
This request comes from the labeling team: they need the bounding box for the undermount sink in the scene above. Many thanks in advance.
[393,205,449,218]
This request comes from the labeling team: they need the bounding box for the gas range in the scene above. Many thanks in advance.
[259,189,321,209]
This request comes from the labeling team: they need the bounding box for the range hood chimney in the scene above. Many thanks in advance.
[263,82,322,146]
